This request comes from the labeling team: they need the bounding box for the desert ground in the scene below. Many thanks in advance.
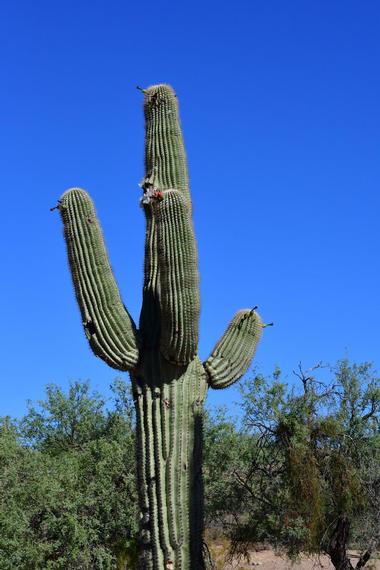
[208,539,380,569]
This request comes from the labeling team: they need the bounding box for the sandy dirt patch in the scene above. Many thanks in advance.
[208,540,380,569]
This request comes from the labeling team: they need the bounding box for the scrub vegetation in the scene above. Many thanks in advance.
[1,360,379,569]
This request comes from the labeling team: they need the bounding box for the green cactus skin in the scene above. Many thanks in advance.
[58,84,263,569]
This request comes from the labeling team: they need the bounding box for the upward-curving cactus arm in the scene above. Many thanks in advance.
[59,187,140,371]
[204,309,263,389]
[154,189,199,364]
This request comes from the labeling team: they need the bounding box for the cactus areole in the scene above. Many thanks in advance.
[58,84,264,569]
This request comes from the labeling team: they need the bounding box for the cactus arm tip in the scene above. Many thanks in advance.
[204,308,264,390]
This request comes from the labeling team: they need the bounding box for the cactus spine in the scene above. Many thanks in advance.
[58,85,264,569]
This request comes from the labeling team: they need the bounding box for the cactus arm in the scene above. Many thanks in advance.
[60,187,140,371]
[204,309,263,389]
[154,190,200,365]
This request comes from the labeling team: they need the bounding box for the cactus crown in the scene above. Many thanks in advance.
[143,84,190,206]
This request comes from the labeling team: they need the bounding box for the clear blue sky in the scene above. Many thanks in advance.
[1,1,379,417]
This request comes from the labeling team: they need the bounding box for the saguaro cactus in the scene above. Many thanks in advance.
[57,84,266,569]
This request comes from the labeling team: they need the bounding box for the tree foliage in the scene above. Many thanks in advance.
[1,361,379,569]
[227,360,380,569]
[203,407,250,531]
[0,380,138,569]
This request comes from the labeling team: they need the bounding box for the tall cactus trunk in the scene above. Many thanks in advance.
[133,353,207,569]
[57,84,266,569]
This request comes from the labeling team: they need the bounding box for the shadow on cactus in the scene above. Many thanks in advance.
[55,84,269,570]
